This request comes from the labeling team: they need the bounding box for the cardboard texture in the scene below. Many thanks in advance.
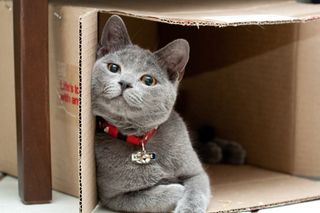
[206,165,320,212]
[1,1,320,212]
[293,22,320,177]
[48,5,93,197]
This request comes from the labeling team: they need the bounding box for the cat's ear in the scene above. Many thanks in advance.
[154,39,189,82]
[97,15,132,58]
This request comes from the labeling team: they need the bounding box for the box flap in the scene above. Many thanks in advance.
[58,0,320,26]
[207,165,320,212]
[49,4,93,196]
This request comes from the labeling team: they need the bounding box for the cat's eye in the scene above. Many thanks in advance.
[107,63,120,73]
[140,75,157,86]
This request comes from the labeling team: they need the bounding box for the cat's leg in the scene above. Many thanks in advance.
[102,183,185,212]
[174,172,210,213]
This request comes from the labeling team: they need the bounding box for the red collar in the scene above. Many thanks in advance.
[96,116,157,146]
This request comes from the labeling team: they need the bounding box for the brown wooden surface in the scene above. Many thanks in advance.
[13,0,52,203]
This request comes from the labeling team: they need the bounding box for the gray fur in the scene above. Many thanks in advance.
[92,15,210,212]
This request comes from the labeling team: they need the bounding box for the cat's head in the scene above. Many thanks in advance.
[91,15,189,135]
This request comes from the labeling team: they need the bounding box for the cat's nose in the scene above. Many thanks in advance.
[119,80,132,91]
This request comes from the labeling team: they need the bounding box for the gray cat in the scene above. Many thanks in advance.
[92,15,210,212]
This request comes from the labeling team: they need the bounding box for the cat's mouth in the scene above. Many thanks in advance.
[111,94,125,101]
[111,93,143,110]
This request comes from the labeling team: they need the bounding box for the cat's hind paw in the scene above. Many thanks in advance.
[214,138,246,165]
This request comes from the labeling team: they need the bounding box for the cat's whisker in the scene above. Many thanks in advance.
[103,85,114,93]
[129,93,143,104]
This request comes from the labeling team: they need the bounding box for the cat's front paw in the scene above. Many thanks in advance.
[174,193,207,213]
[155,184,185,201]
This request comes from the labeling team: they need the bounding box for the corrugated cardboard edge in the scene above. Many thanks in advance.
[211,196,320,213]
[207,165,320,212]
[78,13,84,213]
[78,9,99,213]
[99,10,320,27]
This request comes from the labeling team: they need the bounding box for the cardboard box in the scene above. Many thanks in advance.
[1,0,320,212]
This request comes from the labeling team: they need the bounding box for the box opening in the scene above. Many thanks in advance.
[76,12,320,212]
